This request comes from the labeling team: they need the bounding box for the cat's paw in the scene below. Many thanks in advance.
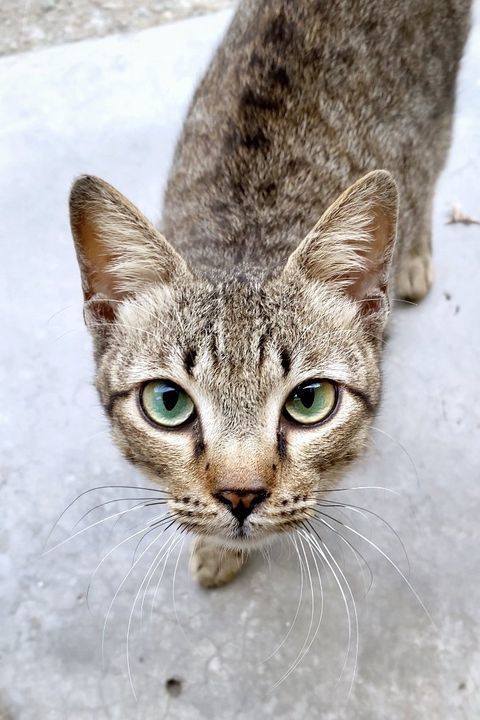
[190,538,245,588]
[396,252,433,302]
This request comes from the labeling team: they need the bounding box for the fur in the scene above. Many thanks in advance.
[69,0,471,585]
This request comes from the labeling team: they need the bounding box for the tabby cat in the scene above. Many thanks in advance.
[69,0,471,587]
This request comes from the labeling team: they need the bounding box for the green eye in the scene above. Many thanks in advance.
[140,380,195,428]
[284,380,337,425]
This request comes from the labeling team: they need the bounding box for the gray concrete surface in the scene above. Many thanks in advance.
[0,0,234,56]
[1,8,479,720]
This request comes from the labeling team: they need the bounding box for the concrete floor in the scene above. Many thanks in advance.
[1,8,479,720]
[0,0,234,56]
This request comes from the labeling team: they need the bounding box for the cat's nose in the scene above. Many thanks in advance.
[215,487,269,523]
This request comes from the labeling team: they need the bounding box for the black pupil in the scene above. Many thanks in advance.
[297,385,316,408]
[162,387,179,412]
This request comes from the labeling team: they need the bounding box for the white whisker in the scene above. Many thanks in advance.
[44,483,168,550]
[102,525,175,677]
[275,534,316,683]
[85,517,167,612]
[272,531,325,688]
[72,497,166,530]
[125,532,183,699]
[316,501,411,578]
[149,532,183,621]
[369,425,419,485]
[172,536,187,638]
[325,485,400,495]
[309,509,374,595]
[300,526,354,690]
[326,516,435,627]
[263,533,305,663]
[45,504,164,555]
[306,526,359,699]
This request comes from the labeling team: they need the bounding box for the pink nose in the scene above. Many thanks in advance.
[215,488,269,524]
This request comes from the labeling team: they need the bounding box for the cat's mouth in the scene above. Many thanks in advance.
[172,493,313,548]
[232,525,249,542]
[172,515,272,549]
[193,514,305,550]
[212,526,273,550]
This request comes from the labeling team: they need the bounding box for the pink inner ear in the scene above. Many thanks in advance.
[344,209,394,303]
[70,176,191,307]
[80,218,122,301]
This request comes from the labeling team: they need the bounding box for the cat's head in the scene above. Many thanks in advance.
[69,171,397,549]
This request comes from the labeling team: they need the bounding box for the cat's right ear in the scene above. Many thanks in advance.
[69,175,190,328]
[283,170,398,331]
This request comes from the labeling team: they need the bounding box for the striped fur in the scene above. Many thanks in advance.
[69,0,470,582]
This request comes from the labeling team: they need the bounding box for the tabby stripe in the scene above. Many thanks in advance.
[280,348,291,375]
[105,389,130,417]
[257,333,267,368]
[277,429,288,460]
[348,386,376,415]
[183,347,197,376]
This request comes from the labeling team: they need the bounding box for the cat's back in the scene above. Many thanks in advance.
[163,0,471,272]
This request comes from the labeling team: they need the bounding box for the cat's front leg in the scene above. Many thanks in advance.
[395,186,434,302]
[190,537,246,588]
[396,244,433,302]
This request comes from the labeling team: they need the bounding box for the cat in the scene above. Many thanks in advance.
[69,0,471,588]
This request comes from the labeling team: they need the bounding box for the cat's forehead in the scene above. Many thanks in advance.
[116,276,362,384]
[108,277,368,435]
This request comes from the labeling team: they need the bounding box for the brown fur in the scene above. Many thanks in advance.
[164,0,470,300]
[69,0,471,585]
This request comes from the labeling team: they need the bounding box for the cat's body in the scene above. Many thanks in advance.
[164,0,470,299]
[69,0,471,588]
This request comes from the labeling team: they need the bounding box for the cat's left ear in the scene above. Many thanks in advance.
[284,170,398,328]
[69,175,190,324]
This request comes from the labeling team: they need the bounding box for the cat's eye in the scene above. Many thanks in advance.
[140,380,195,428]
[283,380,337,425]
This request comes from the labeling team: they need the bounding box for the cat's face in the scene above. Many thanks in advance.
[70,171,397,549]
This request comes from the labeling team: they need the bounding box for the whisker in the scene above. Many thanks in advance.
[315,501,370,523]
[104,503,155,547]
[85,512,169,612]
[131,514,178,564]
[140,538,180,627]
[311,486,400,495]
[314,500,410,577]
[102,524,176,679]
[306,509,374,594]
[275,534,316,686]
[302,531,325,652]
[260,545,273,573]
[311,513,435,626]
[272,532,325,688]
[125,532,183,699]
[393,297,418,306]
[308,524,359,699]
[44,503,166,555]
[301,523,358,696]
[299,525,352,682]
[45,303,78,324]
[369,425,419,486]
[149,531,185,621]
[45,484,169,549]
[263,533,306,663]
[72,497,168,529]
[172,537,187,637]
